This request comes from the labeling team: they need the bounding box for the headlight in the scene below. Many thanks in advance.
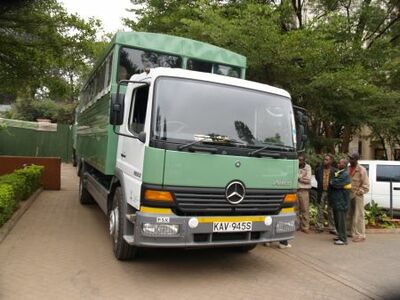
[142,223,180,237]
[276,220,295,233]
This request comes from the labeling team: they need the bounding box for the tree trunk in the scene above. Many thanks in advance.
[69,72,74,102]
[290,0,303,28]
[323,121,336,154]
[340,126,352,154]
[378,133,388,160]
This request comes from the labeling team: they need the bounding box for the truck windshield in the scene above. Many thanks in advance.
[152,77,295,149]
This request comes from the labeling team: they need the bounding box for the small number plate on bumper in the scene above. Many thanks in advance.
[212,221,252,232]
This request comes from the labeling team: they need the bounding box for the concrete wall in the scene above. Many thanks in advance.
[349,126,400,160]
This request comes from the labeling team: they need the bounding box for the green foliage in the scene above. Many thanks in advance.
[0,0,103,101]
[14,165,44,195]
[309,202,318,226]
[305,151,347,171]
[0,165,43,202]
[0,165,43,227]
[0,184,17,226]
[364,200,396,229]
[0,173,29,202]
[12,97,76,124]
[124,0,400,154]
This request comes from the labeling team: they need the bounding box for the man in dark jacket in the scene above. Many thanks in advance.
[315,154,336,233]
[329,158,352,245]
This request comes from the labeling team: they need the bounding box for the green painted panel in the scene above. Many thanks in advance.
[106,126,118,174]
[76,94,118,174]
[142,147,166,184]
[0,120,72,162]
[163,150,297,189]
[114,32,247,68]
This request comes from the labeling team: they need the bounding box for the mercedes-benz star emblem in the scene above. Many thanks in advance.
[225,181,246,204]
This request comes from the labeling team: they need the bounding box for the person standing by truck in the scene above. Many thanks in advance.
[348,153,369,242]
[297,154,312,233]
[329,158,352,245]
[315,154,336,234]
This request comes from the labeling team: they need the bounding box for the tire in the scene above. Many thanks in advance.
[237,244,257,253]
[79,175,95,205]
[109,187,138,260]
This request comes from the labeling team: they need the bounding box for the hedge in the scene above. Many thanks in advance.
[0,165,43,226]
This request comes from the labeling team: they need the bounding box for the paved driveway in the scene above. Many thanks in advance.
[0,164,399,300]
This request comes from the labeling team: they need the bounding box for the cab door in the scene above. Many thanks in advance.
[116,84,150,209]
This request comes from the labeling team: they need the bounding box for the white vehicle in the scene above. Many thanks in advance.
[358,160,400,210]
[311,160,400,210]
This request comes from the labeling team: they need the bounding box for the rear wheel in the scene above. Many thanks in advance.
[79,175,94,204]
[109,186,138,260]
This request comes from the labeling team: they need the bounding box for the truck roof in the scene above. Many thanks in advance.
[112,32,247,68]
[132,68,291,99]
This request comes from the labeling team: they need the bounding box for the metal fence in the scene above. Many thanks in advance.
[0,118,73,162]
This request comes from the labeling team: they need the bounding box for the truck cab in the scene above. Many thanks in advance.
[80,68,301,260]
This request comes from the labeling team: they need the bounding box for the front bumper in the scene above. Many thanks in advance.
[127,209,296,248]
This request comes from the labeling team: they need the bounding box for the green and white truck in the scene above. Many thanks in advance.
[76,32,304,260]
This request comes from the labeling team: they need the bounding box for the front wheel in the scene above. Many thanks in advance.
[109,187,138,260]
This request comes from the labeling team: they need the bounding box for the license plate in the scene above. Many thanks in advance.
[212,221,252,232]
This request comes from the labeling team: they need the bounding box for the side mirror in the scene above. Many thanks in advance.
[110,92,125,125]
[293,105,308,152]
[296,111,303,122]
[296,124,305,151]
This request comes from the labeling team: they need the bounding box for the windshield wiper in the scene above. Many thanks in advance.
[177,138,206,150]
[178,134,246,151]
[222,138,248,146]
[177,139,218,154]
[248,143,295,157]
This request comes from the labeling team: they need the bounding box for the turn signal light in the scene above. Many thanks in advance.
[144,190,174,202]
[283,193,297,204]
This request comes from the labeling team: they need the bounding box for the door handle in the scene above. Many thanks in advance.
[121,153,126,158]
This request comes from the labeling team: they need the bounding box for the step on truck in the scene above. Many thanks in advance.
[77,67,306,260]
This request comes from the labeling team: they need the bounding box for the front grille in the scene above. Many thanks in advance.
[193,232,262,243]
[212,232,248,242]
[171,187,286,216]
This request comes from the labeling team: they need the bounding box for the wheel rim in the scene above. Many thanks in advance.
[109,206,119,244]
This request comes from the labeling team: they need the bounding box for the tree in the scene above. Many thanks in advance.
[123,0,400,154]
[0,0,103,101]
